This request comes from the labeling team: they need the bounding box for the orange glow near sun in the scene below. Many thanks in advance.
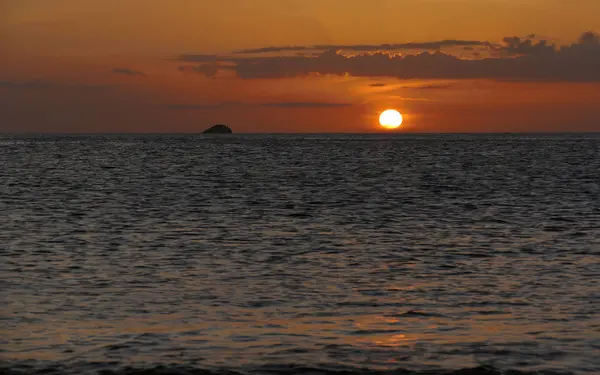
[379,109,403,129]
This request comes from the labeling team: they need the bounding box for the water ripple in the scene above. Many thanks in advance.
[1,134,599,374]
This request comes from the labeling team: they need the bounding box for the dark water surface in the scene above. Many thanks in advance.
[1,134,599,375]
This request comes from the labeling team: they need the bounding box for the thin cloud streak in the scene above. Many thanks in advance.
[404,84,454,90]
[233,40,485,54]
[233,46,309,54]
[112,68,145,76]
[313,40,485,52]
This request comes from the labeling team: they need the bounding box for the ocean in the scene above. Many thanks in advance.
[1,134,599,375]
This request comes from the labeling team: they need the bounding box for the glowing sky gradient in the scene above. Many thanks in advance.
[2,0,600,132]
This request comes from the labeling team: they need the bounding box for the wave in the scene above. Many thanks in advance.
[0,364,575,375]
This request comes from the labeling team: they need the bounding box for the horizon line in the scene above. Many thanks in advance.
[2,131,600,136]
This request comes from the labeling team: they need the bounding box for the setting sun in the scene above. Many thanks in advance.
[379,109,403,129]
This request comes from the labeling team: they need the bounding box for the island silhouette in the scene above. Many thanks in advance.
[203,124,233,134]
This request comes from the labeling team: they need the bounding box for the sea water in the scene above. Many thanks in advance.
[1,134,599,374]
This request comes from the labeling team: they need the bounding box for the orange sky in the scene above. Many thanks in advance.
[1,0,600,132]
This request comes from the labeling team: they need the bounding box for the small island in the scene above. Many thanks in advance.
[203,124,233,134]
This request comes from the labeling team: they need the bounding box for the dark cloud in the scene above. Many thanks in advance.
[112,68,145,76]
[369,83,387,87]
[179,32,599,82]
[492,36,555,56]
[579,31,600,45]
[167,101,352,109]
[176,32,600,82]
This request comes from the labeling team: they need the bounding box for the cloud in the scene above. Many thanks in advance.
[491,35,555,57]
[232,40,485,54]
[112,68,145,76]
[178,64,221,78]
[579,31,600,45]
[404,84,454,90]
[369,83,387,87]
[167,101,352,109]
[177,32,600,82]
[314,40,485,52]
[233,46,308,54]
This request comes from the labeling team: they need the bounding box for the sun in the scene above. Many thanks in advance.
[379,109,403,129]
